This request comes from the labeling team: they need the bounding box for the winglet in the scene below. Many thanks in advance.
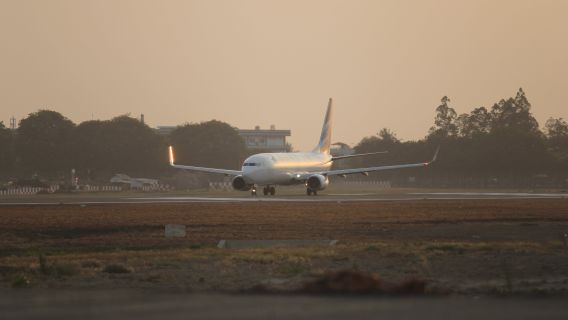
[430,146,440,163]
[168,146,175,166]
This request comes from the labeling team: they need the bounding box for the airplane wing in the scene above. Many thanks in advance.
[331,151,388,161]
[169,146,242,176]
[323,147,439,177]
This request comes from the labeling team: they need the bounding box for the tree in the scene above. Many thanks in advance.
[16,110,76,175]
[544,117,568,168]
[484,88,547,173]
[377,128,399,146]
[0,122,15,175]
[429,96,458,138]
[545,118,568,138]
[73,116,167,177]
[168,120,247,170]
[353,128,412,170]
[68,115,167,179]
[355,128,399,154]
[457,107,491,137]
[351,88,557,187]
[73,120,106,173]
[490,88,539,134]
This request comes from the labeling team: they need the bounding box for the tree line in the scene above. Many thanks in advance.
[1,88,567,187]
[0,113,247,183]
[351,89,568,187]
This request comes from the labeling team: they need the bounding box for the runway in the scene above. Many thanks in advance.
[0,191,567,206]
[3,290,568,320]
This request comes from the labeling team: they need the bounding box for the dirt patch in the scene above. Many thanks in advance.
[0,199,567,295]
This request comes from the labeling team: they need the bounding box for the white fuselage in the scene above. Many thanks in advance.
[241,152,332,186]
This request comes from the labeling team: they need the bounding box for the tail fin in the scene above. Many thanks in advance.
[312,98,333,154]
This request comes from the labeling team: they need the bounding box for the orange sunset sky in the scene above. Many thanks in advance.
[1,0,567,150]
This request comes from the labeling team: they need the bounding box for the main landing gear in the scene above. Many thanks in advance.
[306,188,318,196]
[263,186,276,196]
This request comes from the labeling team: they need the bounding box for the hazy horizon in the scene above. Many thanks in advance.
[1,0,567,150]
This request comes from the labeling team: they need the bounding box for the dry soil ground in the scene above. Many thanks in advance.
[1,199,568,295]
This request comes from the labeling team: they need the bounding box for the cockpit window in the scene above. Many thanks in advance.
[243,163,260,167]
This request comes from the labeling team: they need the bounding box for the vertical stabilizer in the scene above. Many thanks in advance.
[312,98,333,154]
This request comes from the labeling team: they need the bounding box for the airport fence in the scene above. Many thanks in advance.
[0,187,44,196]
[81,185,123,192]
[81,185,172,192]
[209,182,233,191]
[140,184,172,192]
[0,185,60,196]
[333,180,391,188]
[0,184,173,196]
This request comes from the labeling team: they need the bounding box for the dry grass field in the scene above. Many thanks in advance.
[1,199,568,295]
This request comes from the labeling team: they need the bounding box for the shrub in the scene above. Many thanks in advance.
[12,275,30,288]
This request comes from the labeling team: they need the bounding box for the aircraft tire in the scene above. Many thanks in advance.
[269,187,276,196]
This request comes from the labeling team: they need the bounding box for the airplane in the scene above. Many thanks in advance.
[168,98,439,196]
[110,173,159,190]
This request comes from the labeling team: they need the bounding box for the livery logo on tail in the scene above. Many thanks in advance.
[313,98,333,154]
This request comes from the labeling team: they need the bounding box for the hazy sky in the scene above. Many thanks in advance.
[1,0,567,151]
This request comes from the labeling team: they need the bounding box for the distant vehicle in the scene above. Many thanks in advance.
[110,174,158,190]
[169,98,438,196]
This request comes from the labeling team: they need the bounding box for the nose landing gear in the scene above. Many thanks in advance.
[251,186,257,196]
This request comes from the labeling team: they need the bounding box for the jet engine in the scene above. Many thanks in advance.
[306,174,329,191]
[231,175,252,191]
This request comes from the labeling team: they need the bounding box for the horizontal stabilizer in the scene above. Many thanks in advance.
[331,151,388,162]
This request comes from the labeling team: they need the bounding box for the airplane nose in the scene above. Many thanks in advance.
[242,166,253,176]
[241,167,257,183]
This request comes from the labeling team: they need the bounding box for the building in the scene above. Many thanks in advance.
[156,126,176,136]
[238,125,291,152]
[155,125,291,152]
